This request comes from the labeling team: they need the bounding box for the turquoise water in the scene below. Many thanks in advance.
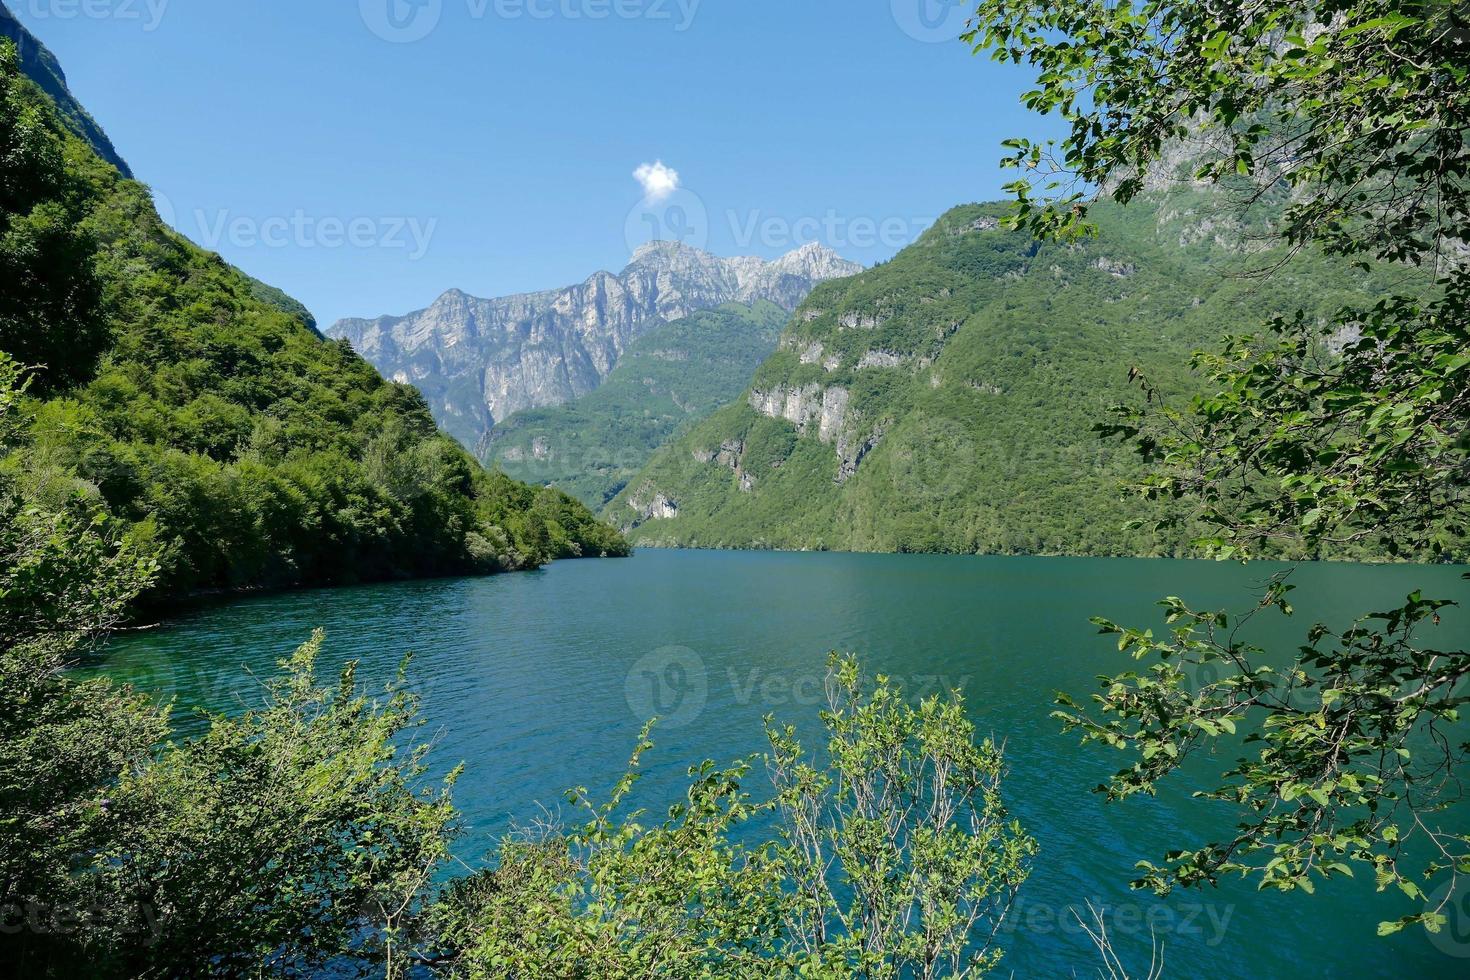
[97,550,1469,977]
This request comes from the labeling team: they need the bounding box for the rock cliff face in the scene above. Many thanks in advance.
[326,242,860,452]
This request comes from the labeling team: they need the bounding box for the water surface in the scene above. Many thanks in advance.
[99,550,1470,977]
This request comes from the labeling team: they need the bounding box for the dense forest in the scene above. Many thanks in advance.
[611,193,1410,558]
[0,41,625,605]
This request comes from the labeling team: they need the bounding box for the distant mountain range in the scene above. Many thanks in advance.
[326,242,861,453]
[487,301,790,508]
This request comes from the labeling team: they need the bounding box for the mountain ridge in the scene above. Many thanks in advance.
[326,242,861,453]
[0,30,626,604]
[0,0,132,177]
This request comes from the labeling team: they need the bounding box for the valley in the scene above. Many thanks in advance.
[486,300,790,508]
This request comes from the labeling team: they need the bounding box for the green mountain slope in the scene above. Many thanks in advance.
[609,196,1398,556]
[0,42,624,603]
[0,2,130,177]
[486,301,789,508]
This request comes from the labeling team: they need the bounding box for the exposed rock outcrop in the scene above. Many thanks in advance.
[857,349,905,369]
[1093,257,1137,278]
[626,487,680,523]
[747,384,885,481]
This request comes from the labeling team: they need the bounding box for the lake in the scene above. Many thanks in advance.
[96,550,1469,977]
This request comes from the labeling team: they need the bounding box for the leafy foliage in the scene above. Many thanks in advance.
[0,43,107,392]
[4,371,1037,975]
[0,351,462,977]
[0,42,625,603]
[95,630,460,977]
[966,0,1470,936]
[0,1,131,177]
[430,655,1035,978]
[763,656,1037,978]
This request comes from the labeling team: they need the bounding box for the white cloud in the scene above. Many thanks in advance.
[633,160,681,202]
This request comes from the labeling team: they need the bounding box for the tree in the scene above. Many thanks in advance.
[0,353,166,976]
[967,0,1470,936]
[0,37,628,605]
[0,352,461,977]
[0,42,107,392]
[430,656,1036,978]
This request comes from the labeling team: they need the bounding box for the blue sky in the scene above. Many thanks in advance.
[16,0,1058,326]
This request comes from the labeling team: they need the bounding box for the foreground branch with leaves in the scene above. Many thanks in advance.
[1,351,461,977]
[967,0,1470,937]
[431,656,1037,979]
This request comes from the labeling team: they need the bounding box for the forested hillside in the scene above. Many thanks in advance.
[0,40,625,603]
[487,301,788,507]
[611,194,1405,556]
[0,1,130,176]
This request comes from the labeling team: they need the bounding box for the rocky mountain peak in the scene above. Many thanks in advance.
[773,242,863,279]
[327,244,861,453]
[628,239,700,265]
